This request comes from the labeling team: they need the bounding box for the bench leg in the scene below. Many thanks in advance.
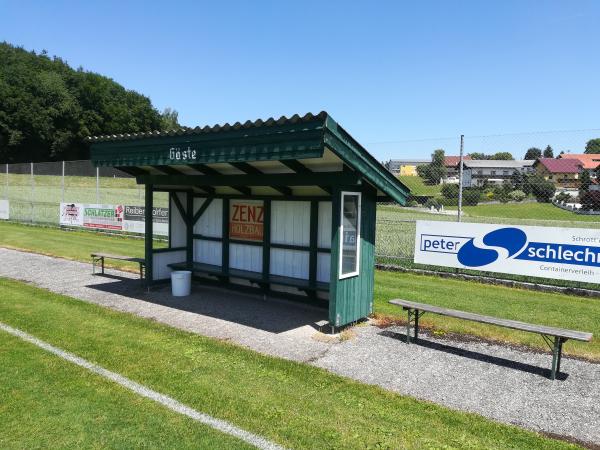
[406,309,411,344]
[551,336,563,380]
[414,310,419,342]
[101,257,105,275]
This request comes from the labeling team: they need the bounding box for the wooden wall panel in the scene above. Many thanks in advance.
[270,248,309,279]
[229,243,262,272]
[271,201,310,246]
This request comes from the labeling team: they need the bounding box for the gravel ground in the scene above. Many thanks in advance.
[1,248,599,445]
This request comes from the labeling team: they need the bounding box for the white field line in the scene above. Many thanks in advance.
[0,321,287,450]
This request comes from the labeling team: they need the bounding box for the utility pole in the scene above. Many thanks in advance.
[457,135,464,222]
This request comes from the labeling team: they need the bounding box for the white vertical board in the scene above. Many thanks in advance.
[317,201,332,249]
[153,250,186,280]
[271,201,310,246]
[316,252,331,282]
[194,240,222,266]
[170,193,187,247]
[194,198,222,237]
[270,248,309,279]
[229,243,262,272]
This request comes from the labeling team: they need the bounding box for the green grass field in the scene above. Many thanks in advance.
[0,278,577,449]
[397,175,442,196]
[1,221,599,361]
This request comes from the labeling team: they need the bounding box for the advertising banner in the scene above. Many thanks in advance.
[229,200,264,242]
[122,205,169,236]
[60,202,84,226]
[0,199,9,220]
[414,220,600,284]
[82,204,124,230]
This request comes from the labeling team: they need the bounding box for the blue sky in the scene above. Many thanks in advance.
[2,1,600,160]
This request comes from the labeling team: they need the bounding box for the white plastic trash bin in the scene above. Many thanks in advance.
[171,270,192,296]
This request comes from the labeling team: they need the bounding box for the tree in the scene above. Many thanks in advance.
[417,149,447,184]
[524,174,555,202]
[543,145,554,158]
[524,147,542,160]
[490,152,513,160]
[469,152,485,160]
[467,152,513,160]
[510,171,524,190]
[580,191,600,210]
[0,41,165,162]
[584,138,600,154]
[160,107,180,130]
[441,183,459,199]
[579,170,592,198]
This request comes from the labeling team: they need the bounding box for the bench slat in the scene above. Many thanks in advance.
[91,253,145,264]
[389,299,593,342]
[168,261,329,291]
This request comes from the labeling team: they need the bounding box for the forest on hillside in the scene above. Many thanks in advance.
[0,42,179,163]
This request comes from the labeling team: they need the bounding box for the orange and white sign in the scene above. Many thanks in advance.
[229,200,264,241]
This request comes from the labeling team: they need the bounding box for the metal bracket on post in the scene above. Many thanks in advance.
[541,334,565,380]
[404,308,426,344]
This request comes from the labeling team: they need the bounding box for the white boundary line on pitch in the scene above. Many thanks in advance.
[0,321,286,450]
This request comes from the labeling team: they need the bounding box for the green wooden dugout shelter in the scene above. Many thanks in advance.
[89,112,409,327]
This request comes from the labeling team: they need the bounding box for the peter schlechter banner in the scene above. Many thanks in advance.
[414,220,600,284]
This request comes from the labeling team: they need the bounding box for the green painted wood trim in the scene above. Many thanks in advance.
[186,192,194,266]
[154,165,184,175]
[192,198,213,225]
[222,198,230,276]
[323,118,409,204]
[168,192,172,249]
[152,246,187,254]
[144,183,153,285]
[135,172,360,187]
[262,199,271,281]
[329,186,341,326]
[193,234,222,242]
[231,162,292,196]
[279,159,331,194]
[309,200,318,287]
[171,192,188,226]
[192,194,331,201]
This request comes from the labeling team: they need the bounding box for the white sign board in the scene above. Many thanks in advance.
[0,200,8,220]
[414,220,600,284]
[60,202,84,226]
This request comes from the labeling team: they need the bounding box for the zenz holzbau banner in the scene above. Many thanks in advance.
[414,220,600,284]
[229,200,264,242]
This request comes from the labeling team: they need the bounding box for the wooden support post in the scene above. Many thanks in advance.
[186,192,194,267]
[309,200,318,289]
[144,183,153,287]
[222,198,230,276]
[262,200,271,282]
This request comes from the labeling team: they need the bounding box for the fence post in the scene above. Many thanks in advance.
[457,134,464,223]
[61,160,65,203]
[4,163,7,200]
[96,166,100,204]
[30,162,34,222]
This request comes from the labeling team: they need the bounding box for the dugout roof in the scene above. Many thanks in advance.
[87,112,410,204]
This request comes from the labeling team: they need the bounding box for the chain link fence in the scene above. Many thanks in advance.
[2,129,600,290]
[0,160,167,225]
[374,129,600,290]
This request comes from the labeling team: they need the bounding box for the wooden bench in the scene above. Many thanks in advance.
[389,299,593,380]
[167,261,329,294]
[91,253,146,282]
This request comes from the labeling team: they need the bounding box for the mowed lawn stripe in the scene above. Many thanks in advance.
[0,332,255,449]
[0,278,577,449]
[0,321,285,450]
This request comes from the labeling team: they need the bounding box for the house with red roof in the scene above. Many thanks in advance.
[535,158,583,189]
[444,155,471,180]
[558,153,600,177]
